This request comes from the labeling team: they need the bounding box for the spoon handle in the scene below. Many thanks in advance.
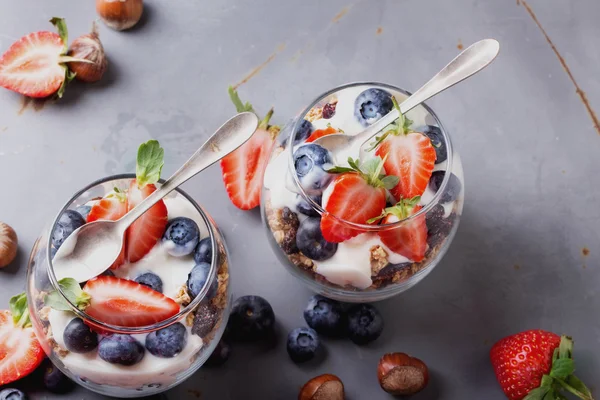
[355,39,500,149]
[116,112,259,232]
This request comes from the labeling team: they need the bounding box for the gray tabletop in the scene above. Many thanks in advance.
[1,0,599,399]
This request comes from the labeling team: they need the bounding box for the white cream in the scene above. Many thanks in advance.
[264,85,464,288]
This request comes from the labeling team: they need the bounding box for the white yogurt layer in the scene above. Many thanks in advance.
[47,194,209,388]
[264,85,464,288]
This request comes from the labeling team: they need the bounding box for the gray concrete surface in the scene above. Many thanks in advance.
[1,0,599,399]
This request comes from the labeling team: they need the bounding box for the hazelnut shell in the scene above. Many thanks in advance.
[96,0,143,31]
[0,222,17,268]
[299,374,345,400]
[377,352,429,396]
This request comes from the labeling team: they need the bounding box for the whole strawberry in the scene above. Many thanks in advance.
[490,330,593,400]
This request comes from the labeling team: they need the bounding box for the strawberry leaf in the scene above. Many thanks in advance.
[136,140,165,187]
[564,375,593,399]
[381,175,399,190]
[550,359,575,379]
[9,292,31,328]
[228,86,254,113]
[44,278,91,311]
[558,335,573,359]
[49,17,68,54]
[523,386,552,400]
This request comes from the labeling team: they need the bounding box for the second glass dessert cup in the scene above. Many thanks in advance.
[261,82,464,302]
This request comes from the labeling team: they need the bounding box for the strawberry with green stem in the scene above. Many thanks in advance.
[220,87,280,210]
[370,97,436,200]
[367,196,427,261]
[490,330,593,400]
[321,157,398,243]
[0,18,91,98]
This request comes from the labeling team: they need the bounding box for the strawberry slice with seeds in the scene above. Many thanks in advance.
[0,18,82,98]
[371,97,435,200]
[83,276,180,327]
[305,126,340,143]
[0,294,44,385]
[220,87,280,210]
[321,157,398,243]
[87,189,128,269]
[368,197,427,261]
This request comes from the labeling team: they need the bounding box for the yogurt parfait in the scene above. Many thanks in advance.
[262,82,464,302]
[26,141,231,397]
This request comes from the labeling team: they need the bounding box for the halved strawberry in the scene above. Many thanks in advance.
[83,276,180,327]
[305,126,339,143]
[321,157,398,243]
[220,87,280,210]
[0,294,44,385]
[371,97,435,200]
[87,190,128,269]
[0,18,80,98]
[369,198,427,261]
[126,180,168,263]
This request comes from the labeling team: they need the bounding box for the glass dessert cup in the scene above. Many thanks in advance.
[26,174,231,398]
[261,82,464,302]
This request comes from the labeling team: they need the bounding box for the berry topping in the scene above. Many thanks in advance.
[51,210,85,250]
[98,334,144,366]
[192,303,219,338]
[83,276,180,327]
[293,144,335,196]
[135,272,163,293]
[187,262,217,300]
[305,126,340,143]
[321,157,398,243]
[294,119,314,144]
[296,217,337,261]
[162,217,200,257]
[42,359,73,393]
[428,170,462,203]
[287,327,319,363]
[322,102,337,119]
[193,237,213,264]
[368,197,427,262]
[221,87,280,210]
[296,194,322,217]
[145,322,187,358]
[304,295,346,337]
[355,88,394,126]
[228,295,275,342]
[347,303,384,345]
[63,317,98,353]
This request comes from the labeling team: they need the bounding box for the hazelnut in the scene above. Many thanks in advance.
[299,374,344,400]
[96,0,143,31]
[377,352,429,396]
[0,222,18,268]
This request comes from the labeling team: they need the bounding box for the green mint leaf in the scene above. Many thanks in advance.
[50,17,68,54]
[565,375,593,399]
[381,175,399,190]
[44,278,91,311]
[550,358,575,379]
[44,291,72,311]
[9,293,31,328]
[228,86,254,113]
[523,386,551,400]
[136,140,165,187]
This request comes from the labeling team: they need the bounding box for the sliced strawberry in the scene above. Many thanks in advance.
[83,276,180,327]
[0,18,74,98]
[375,133,436,200]
[0,306,44,385]
[374,199,427,262]
[126,180,168,263]
[306,126,339,143]
[87,191,128,269]
[221,88,279,210]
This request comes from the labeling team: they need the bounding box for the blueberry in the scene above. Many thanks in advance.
[294,119,313,144]
[303,295,346,336]
[287,327,319,363]
[51,210,85,250]
[193,237,213,264]
[205,340,230,367]
[355,88,393,126]
[187,262,217,300]
[63,318,98,353]
[293,144,334,195]
[420,125,447,164]
[42,360,73,393]
[162,217,200,257]
[347,304,384,345]
[75,205,92,220]
[145,322,187,358]
[296,194,322,217]
[296,217,337,261]
[135,272,163,293]
[429,171,462,203]
[98,334,144,366]
[0,389,26,400]
[228,295,275,341]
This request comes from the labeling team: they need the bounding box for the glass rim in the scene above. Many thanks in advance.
[46,173,219,334]
[287,81,454,231]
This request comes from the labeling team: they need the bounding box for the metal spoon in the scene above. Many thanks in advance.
[313,39,500,163]
[53,112,259,283]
